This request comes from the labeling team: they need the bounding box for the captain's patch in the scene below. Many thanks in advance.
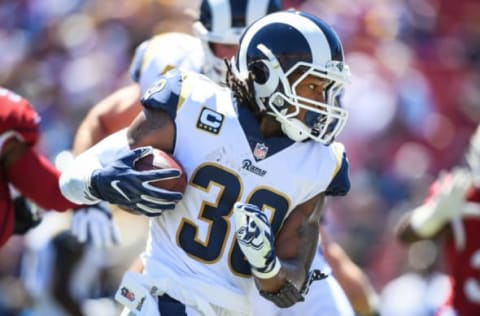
[196,107,224,135]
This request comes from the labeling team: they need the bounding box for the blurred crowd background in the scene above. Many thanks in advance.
[0,0,479,315]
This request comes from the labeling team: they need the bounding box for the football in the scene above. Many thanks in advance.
[134,148,188,194]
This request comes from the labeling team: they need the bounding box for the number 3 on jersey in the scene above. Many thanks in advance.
[177,163,289,277]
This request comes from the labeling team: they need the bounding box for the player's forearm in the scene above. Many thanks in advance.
[256,220,319,297]
[254,258,307,291]
[324,241,379,315]
[73,84,142,155]
[350,285,379,316]
[334,263,379,316]
[253,252,318,309]
[72,117,109,155]
[60,129,130,204]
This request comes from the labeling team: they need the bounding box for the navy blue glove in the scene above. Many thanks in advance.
[89,147,183,217]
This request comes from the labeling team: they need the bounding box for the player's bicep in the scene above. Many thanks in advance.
[127,107,175,153]
[274,194,325,265]
[98,85,142,132]
[73,84,142,154]
[131,70,189,152]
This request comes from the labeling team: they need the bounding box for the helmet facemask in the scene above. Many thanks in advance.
[251,44,350,144]
[232,10,352,144]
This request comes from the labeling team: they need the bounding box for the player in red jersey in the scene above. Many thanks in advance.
[396,129,480,315]
[0,87,118,248]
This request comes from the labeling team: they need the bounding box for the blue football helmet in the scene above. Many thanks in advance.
[232,10,351,144]
[193,0,282,83]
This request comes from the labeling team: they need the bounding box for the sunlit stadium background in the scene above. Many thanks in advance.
[0,0,479,314]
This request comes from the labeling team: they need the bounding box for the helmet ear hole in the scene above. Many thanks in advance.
[250,61,269,84]
[252,58,282,98]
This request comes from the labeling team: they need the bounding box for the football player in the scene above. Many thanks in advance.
[396,127,480,315]
[72,0,374,314]
[71,0,380,314]
[72,0,283,155]
[60,10,353,315]
[0,87,118,248]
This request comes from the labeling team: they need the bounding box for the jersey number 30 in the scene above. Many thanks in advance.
[177,163,289,277]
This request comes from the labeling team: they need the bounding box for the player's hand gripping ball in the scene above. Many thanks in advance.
[88,146,187,216]
[134,148,187,194]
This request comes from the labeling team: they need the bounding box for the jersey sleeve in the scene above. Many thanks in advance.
[128,33,202,95]
[325,142,351,196]
[129,39,151,83]
[140,70,185,121]
[0,88,40,149]
[466,186,480,203]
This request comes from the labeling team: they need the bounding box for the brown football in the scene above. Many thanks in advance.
[134,148,188,194]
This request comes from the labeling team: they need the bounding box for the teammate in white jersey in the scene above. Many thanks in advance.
[62,7,356,316]
[72,0,282,155]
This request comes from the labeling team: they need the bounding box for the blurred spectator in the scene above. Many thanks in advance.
[0,0,479,314]
[297,0,479,291]
[394,129,480,315]
[21,229,116,316]
[379,240,451,316]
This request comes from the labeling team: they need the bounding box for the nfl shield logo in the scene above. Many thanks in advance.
[253,143,268,160]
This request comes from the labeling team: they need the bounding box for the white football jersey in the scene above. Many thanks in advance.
[140,70,350,313]
[129,32,205,94]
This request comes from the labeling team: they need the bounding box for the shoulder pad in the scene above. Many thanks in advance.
[326,142,350,196]
[129,39,150,83]
[132,33,203,93]
[140,70,184,120]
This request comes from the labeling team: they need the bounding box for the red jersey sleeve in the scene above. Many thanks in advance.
[466,186,480,203]
[0,88,40,147]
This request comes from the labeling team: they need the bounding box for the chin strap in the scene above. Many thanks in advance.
[279,117,310,142]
